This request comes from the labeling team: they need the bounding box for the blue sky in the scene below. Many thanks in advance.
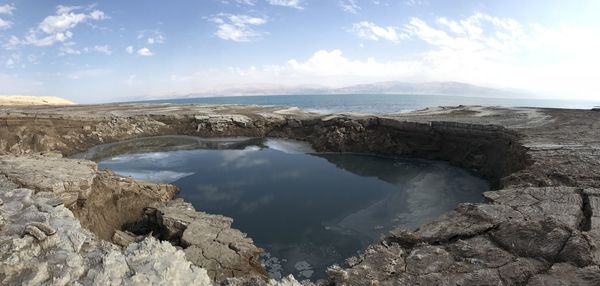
[0,0,599,103]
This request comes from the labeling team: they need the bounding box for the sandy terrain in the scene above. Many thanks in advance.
[0,95,75,105]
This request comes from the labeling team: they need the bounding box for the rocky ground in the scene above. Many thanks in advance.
[0,103,599,285]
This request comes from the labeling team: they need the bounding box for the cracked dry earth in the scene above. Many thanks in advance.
[0,103,599,285]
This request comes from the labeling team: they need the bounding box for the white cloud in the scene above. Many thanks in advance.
[351,21,407,43]
[235,0,257,5]
[147,34,165,44]
[5,57,14,67]
[140,49,426,97]
[0,3,15,30]
[267,0,303,9]
[209,14,267,42]
[138,12,600,101]
[137,30,166,45]
[24,5,108,47]
[403,13,529,65]
[58,42,81,55]
[339,0,360,14]
[218,0,257,5]
[405,0,424,6]
[3,35,20,50]
[395,12,600,99]
[93,45,112,55]
[89,10,107,20]
[4,53,19,68]
[39,13,84,34]
[0,4,15,15]
[0,18,11,30]
[55,5,82,14]
[124,74,140,86]
[125,46,134,54]
[136,47,153,56]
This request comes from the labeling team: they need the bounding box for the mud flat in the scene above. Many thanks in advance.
[0,103,599,285]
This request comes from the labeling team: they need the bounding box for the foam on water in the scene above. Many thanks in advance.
[116,170,195,183]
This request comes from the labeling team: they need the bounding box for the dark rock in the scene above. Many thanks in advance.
[112,230,144,247]
[150,203,266,282]
[405,245,456,275]
[326,243,406,285]
[527,263,600,286]
[446,236,514,268]
[490,218,571,260]
[558,231,594,267]
[498,258,547,285]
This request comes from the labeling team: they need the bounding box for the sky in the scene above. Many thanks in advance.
[0,0,599,103]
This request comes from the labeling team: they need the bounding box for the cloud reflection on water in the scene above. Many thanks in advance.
[96,137,488,280]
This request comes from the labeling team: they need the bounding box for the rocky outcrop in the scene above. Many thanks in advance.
[326,186,598,285]
[0,154,265,283]
[0,154,97,208]
[142,199,266,281]
[1,104,599,284]
[0,176,212,285]
[0,154,177,240]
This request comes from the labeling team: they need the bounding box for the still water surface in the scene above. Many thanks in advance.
[92,136,489,279]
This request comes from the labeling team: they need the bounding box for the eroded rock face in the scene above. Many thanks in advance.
[0,154,97,208]
[143,199,266,281]
[527,263,600,285]
[0,104,529,188]
[0,154,178,240]
[0,155,266,284]
[0,181,213,286]
[74,169,178,240]
[328,186,599,285]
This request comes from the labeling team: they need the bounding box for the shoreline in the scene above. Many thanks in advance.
[1,103,599,285]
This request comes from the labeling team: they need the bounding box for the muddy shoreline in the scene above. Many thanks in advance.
[1,104,599,285]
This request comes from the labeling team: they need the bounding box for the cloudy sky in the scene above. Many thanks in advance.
[0,0,599,103]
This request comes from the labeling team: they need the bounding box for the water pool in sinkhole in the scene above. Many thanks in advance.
[91,136,489,280]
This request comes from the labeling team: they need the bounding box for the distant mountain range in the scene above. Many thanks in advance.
[163,81,535,99]
[331,81,533,98]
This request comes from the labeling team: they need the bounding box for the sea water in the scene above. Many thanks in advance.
[136,93,600,114]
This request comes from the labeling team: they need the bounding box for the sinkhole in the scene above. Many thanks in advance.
[79,135,489,280]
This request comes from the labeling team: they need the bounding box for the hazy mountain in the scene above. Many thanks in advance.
[165,81,534,99]
[330,81,534,98]
[170,84,328,99]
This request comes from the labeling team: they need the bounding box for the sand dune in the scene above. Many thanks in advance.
[0,95,75,106]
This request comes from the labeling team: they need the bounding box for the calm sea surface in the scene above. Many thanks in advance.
[136,94,600,114]
[91,137,489,280]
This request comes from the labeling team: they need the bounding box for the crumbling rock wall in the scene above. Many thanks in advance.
[142,199,266,281]
[74,170,178,240]
[0,111,528,186]
[326,187,600,285]
[0,176,213,285]
[0,154,266,283]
